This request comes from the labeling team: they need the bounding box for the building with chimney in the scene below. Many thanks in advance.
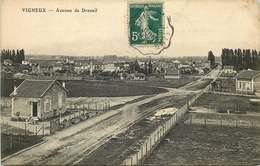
[10,80,68,121]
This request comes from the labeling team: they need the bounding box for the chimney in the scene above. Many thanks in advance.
[13,86,17,95]
[62,82,66,88]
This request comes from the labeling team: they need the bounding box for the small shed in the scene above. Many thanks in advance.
[10,80,68,120]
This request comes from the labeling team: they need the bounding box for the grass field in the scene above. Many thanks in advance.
[1,133,43,158]
[124,76,198,89]
[62,80,168,97]
[192,93,260,113]
[1,77,197,97]
[144,123,260,165]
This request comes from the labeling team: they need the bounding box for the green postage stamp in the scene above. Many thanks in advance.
[128,2,174,55]
[129,3,163,45]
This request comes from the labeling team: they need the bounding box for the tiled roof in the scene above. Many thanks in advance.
[10,80,67,98]
[236,70,260,80]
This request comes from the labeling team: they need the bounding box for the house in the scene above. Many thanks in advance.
[10,80,68,121]
[53,63,63,72]
[3,59,13,66]
[103,63,119,72]
[223,65,235,74]
[127,72,146,80]
[172,60,181,68]
[236,70,260,95]
[22,60,31,65]
[179,64,193,74]
[164,65,180,79]
[220,65,237,78]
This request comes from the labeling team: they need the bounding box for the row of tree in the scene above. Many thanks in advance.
[1,49,25,64]
[221,48,260,70]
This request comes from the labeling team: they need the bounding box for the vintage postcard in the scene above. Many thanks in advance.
[1,0,260,165]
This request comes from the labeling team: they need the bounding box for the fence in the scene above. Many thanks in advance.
[66,101,110,111]
[1,121,46,158]
[1,102,111,136]
[1,119,49,136]
[184,112,258,128]
[1,133,44,158]
[0,97,12,108]
[121,88,206,165]
[206,90,256,97]
[49,106,109,134]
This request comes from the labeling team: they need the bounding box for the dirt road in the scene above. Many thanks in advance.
[2,68,220,165]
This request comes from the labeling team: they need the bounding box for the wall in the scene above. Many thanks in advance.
[12,83,67,120]
[254,75,260,93]
[12,97,40,118]
[41,83,67,119]
[236,80,253,94]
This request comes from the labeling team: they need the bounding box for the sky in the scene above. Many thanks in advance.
[1,0,260,58]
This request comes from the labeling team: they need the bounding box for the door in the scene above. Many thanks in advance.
[32,102,38,117]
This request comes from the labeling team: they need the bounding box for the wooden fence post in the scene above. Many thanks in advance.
[43,123,45,136]
[146,142,148,156]
[10,134,13,149]
[153,133,156,144]
[19,134,21,145]
[136,153,138,165]
[25,123,27,135]
[141,146,143,164]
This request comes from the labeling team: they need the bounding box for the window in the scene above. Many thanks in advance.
[58,92,63,108]
[238,82,242,89]
[242,82,246,90]
[44,98,52,112]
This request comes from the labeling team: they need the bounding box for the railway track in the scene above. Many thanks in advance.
[65,94,178,165]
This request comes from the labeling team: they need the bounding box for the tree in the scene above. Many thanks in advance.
[237,49,243,70]
[134,59,140,72]
[144,62,148,75]
[208,50,215,68]
[20,49,25,62]
[148,59,153,74]
[1,48,25,64]
[11,49,16,62]
[16,49,20,63]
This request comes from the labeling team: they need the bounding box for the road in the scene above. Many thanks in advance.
[2,67,220,165]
